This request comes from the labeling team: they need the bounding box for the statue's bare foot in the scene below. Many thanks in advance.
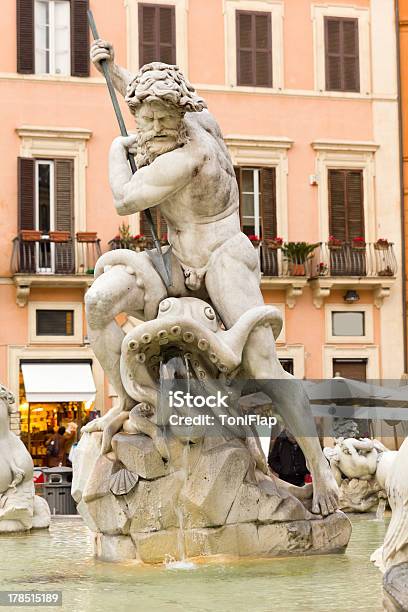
[101,411,130,455]
[311,464,339,516]
[9,466,25,489]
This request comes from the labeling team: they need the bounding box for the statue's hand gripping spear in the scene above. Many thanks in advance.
[87,10,172,288]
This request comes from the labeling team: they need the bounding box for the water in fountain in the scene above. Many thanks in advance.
[375,498,387,522]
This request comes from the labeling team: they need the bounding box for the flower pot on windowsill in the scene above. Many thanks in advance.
[76,232,98,243]
[49,230,71,243]
[379,268,394,277]
[264,239,282,250]
[20,230,41,242]
[328,243,343,251]
[289,262,306,276]
[351,244,366,251]
[374,241,390,251]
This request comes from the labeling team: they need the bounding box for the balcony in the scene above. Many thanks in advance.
[259,240,397,309]
[11,231,102,306]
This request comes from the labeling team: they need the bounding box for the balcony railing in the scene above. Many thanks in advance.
[309,242,397,279]
[11,231,102,275]
[259,241,397,278]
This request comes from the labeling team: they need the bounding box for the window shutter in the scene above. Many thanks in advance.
[342,19,360,92]
[18,158,35,230]
[328,169,364,241]
[260,167,277,240]
[346,170,364,239]
[236,11,272,87]
[139,208,167,241]
[325,17,359,92]
[139,4,176,67]
[328,169,347,241]
[71,0,90,77]
[17,0,34,74]
[55,159,75,273]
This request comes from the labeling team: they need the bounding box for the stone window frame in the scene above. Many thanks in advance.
[28,301,84,344]
[223,0,284,90]
[322,345,379,380]
[311,139,379,244]
[16,125,92,234]
[311,3,371,96]
[225,135,292,241]
[124,0,189,76]
[277,345,305,379]
[325,303,374,344]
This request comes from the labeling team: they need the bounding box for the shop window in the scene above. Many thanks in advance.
[332,311,365,337]
[36,309,74,336]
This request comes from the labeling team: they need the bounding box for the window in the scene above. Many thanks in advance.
[17,0,89,77]
[235,167,276,239]
[29,302,83,343]
[332,311,365,337]
[324,17,360,92]
[18,157,75,273]
[236,11,272,87]
[36,309,74,335]
[139,3,176,66]
[328,168,365,276]
[332,358,367,381]
[279,359,294,375]
[35,0,70,75]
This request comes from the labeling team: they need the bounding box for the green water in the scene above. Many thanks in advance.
[0,515,387,612]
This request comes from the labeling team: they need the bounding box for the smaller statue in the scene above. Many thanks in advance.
[0,384,50,532]
[324,437,390,513]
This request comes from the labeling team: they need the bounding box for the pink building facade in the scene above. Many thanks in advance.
[0,0,404,454]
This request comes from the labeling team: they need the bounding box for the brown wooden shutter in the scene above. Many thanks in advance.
[328,169,364,240]
[55,159,75,273]
[139,208,167,241]
[71,0,90,77]
[18,158,35,230]
[17,157,35,272]
[236,11,272,87]
[260,167,277,240]
[17,0,34,74]
[325,17,359,92]
[139,4,176,67]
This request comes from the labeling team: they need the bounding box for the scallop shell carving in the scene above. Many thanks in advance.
[110,468,139,496]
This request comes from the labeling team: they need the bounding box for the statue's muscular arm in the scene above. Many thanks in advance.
[109,136,206,215]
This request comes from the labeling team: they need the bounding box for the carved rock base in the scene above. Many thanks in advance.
[74,431,352,564]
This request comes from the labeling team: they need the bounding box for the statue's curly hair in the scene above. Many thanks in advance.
[0,384,16,415]
[125,62,207,114]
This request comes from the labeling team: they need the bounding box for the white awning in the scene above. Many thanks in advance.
[21,362,96,403]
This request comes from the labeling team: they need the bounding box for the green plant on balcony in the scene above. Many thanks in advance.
[281,241,319,276]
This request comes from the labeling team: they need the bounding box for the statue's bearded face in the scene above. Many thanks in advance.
[134,100,187,166]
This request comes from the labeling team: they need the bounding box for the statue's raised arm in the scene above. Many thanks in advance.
[90,39,133,97]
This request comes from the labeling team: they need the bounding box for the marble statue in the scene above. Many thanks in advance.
[0,384,50,532]
[324,437,391,513]
[365,437,408,611]
[73,42,351,563]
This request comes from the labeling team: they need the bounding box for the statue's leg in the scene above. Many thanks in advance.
[205,238,339,516]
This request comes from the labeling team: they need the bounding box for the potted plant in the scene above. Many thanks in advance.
[265,236,283,250]
[76,231,98,242]
[328,235,343,250]
[49,230,71,243]
[317,262,328,276]
[281,242,319,276]
[247,234,261,248]
[374,238,391,250]
[160,233,168,246]
[351,236,366,251]
[20,229,41,242]
[379,266,394,277]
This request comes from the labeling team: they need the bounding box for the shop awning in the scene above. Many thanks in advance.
[21,362,96,403]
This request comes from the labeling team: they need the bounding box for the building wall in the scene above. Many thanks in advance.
[0,0,404,421]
